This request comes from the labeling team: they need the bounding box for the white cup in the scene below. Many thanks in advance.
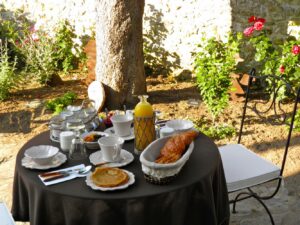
[159,127,175,138]
[98,136,124,162]
[59,131,75,152]
[110,114,133,137]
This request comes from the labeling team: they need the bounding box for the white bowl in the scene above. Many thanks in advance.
[139,136,194,183]
[166,119,194,132]
[82,131,109,150]
[24,145,59,165]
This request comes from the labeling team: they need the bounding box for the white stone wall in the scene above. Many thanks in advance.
[2,0,300,71]
[143,0,232,70]
[1,0,96,37]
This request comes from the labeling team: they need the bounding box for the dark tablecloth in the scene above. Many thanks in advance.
[12,131,229,225]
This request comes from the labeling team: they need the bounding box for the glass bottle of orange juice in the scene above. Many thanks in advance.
[134,95,155,154]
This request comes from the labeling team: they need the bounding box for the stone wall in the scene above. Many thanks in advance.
[231,0,300,40]
[1,0,96,37]
[1,0,300,72]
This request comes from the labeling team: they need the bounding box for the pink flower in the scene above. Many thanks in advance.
[291,45,300,55]
[279,65,285,74]
[248,16,256,23]
[243,26,254,37]
[253,21,264,30]
[31,33,39,41]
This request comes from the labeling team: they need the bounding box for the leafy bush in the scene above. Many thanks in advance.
[193,33,242,123]
[0,5,31,69]
[0,41,17,101]
[45,92,77,114]
[16,28,58,85]
[53,20,86,72]
[12,19,87,85]
[243,16,300,88]
[193,118,236,140]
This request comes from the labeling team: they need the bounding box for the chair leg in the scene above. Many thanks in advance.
[251,194,275,225]
[232,192,251,213]
[231,191,275,225]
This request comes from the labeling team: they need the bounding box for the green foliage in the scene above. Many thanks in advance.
[0,5,31,68]
[0,41,17,101]
[193,33,242,122]
[45,92,77,114]
[243,17,300,89]
[292,111,300,132]
[53,20,86,73]
[16,29,58,85]
[193,118,236,140]
[11,19,87,85]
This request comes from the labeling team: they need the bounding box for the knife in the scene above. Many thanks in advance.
[43,173,71,182]
[39,169,79,177]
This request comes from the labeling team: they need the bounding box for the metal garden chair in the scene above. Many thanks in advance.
[218,68,300,225]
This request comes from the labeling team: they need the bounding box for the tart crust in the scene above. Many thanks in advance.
[91,167,129,187]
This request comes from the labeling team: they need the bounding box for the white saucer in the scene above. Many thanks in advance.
[89,149,134,167]
[104,127,135,141]
[85,169,135,191]
[21,152,67,170]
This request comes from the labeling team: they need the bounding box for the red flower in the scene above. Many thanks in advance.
[292,45,300,55]
[248,16,256,23]
[243,26,254,36]
[256,18,266,23]
[254,21,264,31]
[279,65,285,74]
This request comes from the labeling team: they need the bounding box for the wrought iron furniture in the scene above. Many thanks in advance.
[219,68,300,225]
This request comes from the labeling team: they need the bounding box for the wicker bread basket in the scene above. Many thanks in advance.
[139,136,194,184]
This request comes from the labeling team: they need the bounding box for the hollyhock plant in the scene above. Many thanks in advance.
[243,15,300,88]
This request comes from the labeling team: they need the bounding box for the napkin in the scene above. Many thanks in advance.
[38,164,85,186]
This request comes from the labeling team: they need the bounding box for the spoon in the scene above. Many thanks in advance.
[43,165,92,182]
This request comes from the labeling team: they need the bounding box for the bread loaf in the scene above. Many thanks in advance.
[155,130,198,164]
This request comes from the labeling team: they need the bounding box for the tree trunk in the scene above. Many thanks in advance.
[95,0,146,109]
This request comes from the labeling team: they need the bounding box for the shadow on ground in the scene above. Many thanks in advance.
[149,86,201,104]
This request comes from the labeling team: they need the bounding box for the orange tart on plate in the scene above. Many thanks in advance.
[91,167,129,187]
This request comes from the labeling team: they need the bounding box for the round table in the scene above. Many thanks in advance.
[12,131,230,225]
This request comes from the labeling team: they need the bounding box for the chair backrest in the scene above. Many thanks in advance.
[238,68,300,177]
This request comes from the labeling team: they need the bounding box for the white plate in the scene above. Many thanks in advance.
[89,149,134,167]
[104,127,135,141]
[85,169,135,191]
[21,152,67,170]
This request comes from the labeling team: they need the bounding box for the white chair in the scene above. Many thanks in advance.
[0,202,16,225]
[218,69,300,225]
